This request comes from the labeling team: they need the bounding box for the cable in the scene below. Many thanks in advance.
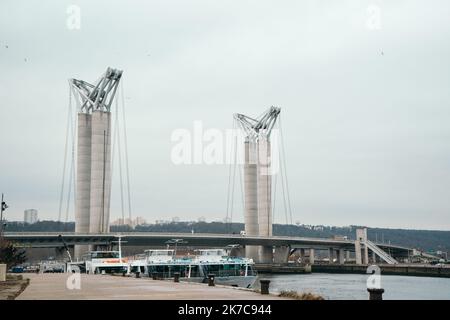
[238,146,245,223]
[65,93,76,228]
[230,119,238,233]
[225,119,234,233]
[58,85,72,222]
[272,165,277,225]
[278,121,289,225]
[115,97,125,224]
[120,82,132,222]
[279,116,293,225]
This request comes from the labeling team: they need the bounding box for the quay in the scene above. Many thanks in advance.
[16,274,287,300]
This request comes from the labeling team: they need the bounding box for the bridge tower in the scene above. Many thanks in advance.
[70,67,123,259]
[235,107,281,263]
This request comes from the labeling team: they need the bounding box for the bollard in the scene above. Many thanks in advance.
[152,272,157,280]
[174,272,180,283]
[367,288,384,300]
[260,279,270,295]
[135,271,140,278]
[122,271,126,277]
[208,274,215,286]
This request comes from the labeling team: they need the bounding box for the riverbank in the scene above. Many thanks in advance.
[312,264,450,278]
[255,263,311,274]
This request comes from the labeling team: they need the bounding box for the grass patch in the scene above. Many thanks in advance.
[0,277,29,300]
[6,274,23,281]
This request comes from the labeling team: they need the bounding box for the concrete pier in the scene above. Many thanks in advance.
[309,249,315,264]
[355,240,362,265]
[273,246,290,263]
[328,248,334,264]
[356,228,369,265]
[298,248,305,263]
[338,249,345,265]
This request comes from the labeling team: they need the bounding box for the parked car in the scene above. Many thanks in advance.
[11,266,24,273]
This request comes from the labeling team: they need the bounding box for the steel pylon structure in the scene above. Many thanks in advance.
[234,106,280,263]
[70,67,122,259]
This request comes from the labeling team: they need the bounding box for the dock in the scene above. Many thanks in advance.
[16,274,287,300]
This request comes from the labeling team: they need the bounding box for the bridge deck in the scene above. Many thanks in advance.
[4,232,411,255]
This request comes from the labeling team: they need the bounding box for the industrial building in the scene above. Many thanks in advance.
[23,209,38,224]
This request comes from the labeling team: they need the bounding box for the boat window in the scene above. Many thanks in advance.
[147,250,173,256]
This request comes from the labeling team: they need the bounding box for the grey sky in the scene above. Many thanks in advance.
[1,0,449,230]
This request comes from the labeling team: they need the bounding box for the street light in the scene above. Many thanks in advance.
[0,193,9,241]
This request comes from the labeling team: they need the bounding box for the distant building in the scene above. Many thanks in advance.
[111,216,147,228]
[172,216,180,223]
[155,219,170,225]
[134,216,146,226]
[24,209,38,224]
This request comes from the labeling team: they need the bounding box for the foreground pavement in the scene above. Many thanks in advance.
[17,274,287,300]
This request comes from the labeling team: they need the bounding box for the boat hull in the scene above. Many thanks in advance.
[184,276,256,288]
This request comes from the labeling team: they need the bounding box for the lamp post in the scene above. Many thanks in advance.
[0,193,8,244]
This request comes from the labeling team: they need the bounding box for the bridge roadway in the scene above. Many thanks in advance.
[3,232,411,257]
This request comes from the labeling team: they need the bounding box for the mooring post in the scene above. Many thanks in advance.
[174,272,180,283]
[260,279,270,295]
[367,288,384,300]
[208,274,215,286]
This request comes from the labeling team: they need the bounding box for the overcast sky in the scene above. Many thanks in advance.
[1,0,449,230]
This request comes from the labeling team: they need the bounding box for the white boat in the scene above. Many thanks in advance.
[130,248,257,288]
[83,250,129,274]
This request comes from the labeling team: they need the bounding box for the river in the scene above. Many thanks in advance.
[253,273,450,300]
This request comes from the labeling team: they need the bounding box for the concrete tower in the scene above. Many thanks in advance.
[70,67,122,259]
[243,139,259,260]
[235,107,280,263]
[257,137,273,263]
[89,110,112,234]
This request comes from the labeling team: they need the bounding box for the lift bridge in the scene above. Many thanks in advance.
[3,68,422,266]
[4,229,413,264]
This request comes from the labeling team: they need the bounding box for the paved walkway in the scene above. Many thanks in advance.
[18,274,286,300]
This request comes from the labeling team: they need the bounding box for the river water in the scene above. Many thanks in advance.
[253,273,450,300]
